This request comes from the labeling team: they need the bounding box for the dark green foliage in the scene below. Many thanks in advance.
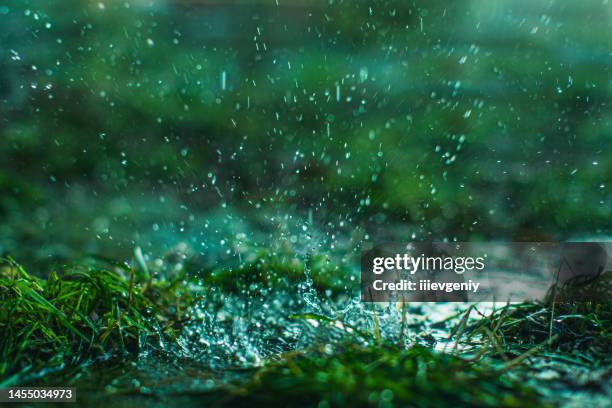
[0,258,186,385]
[0,254,609,406]
[203,251,353,296]
[214,344,547,408]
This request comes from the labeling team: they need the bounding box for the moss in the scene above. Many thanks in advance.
[212,343,546,408]
[203,251,353,297]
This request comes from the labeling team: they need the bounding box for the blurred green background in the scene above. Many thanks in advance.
[0,0,610,267]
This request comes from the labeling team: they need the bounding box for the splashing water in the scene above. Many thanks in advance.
[165,221,487,369]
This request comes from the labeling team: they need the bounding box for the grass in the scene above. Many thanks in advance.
[0,257,189,386]
[207,343,547,408]
[0,250,351,386]
[460,273,611,365]
[0,252,609,406]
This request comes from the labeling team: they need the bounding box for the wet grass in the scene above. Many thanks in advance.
[0,257,189,386]
[207,343,547,408]
[460,273,611,365]
[0,254,609,407]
